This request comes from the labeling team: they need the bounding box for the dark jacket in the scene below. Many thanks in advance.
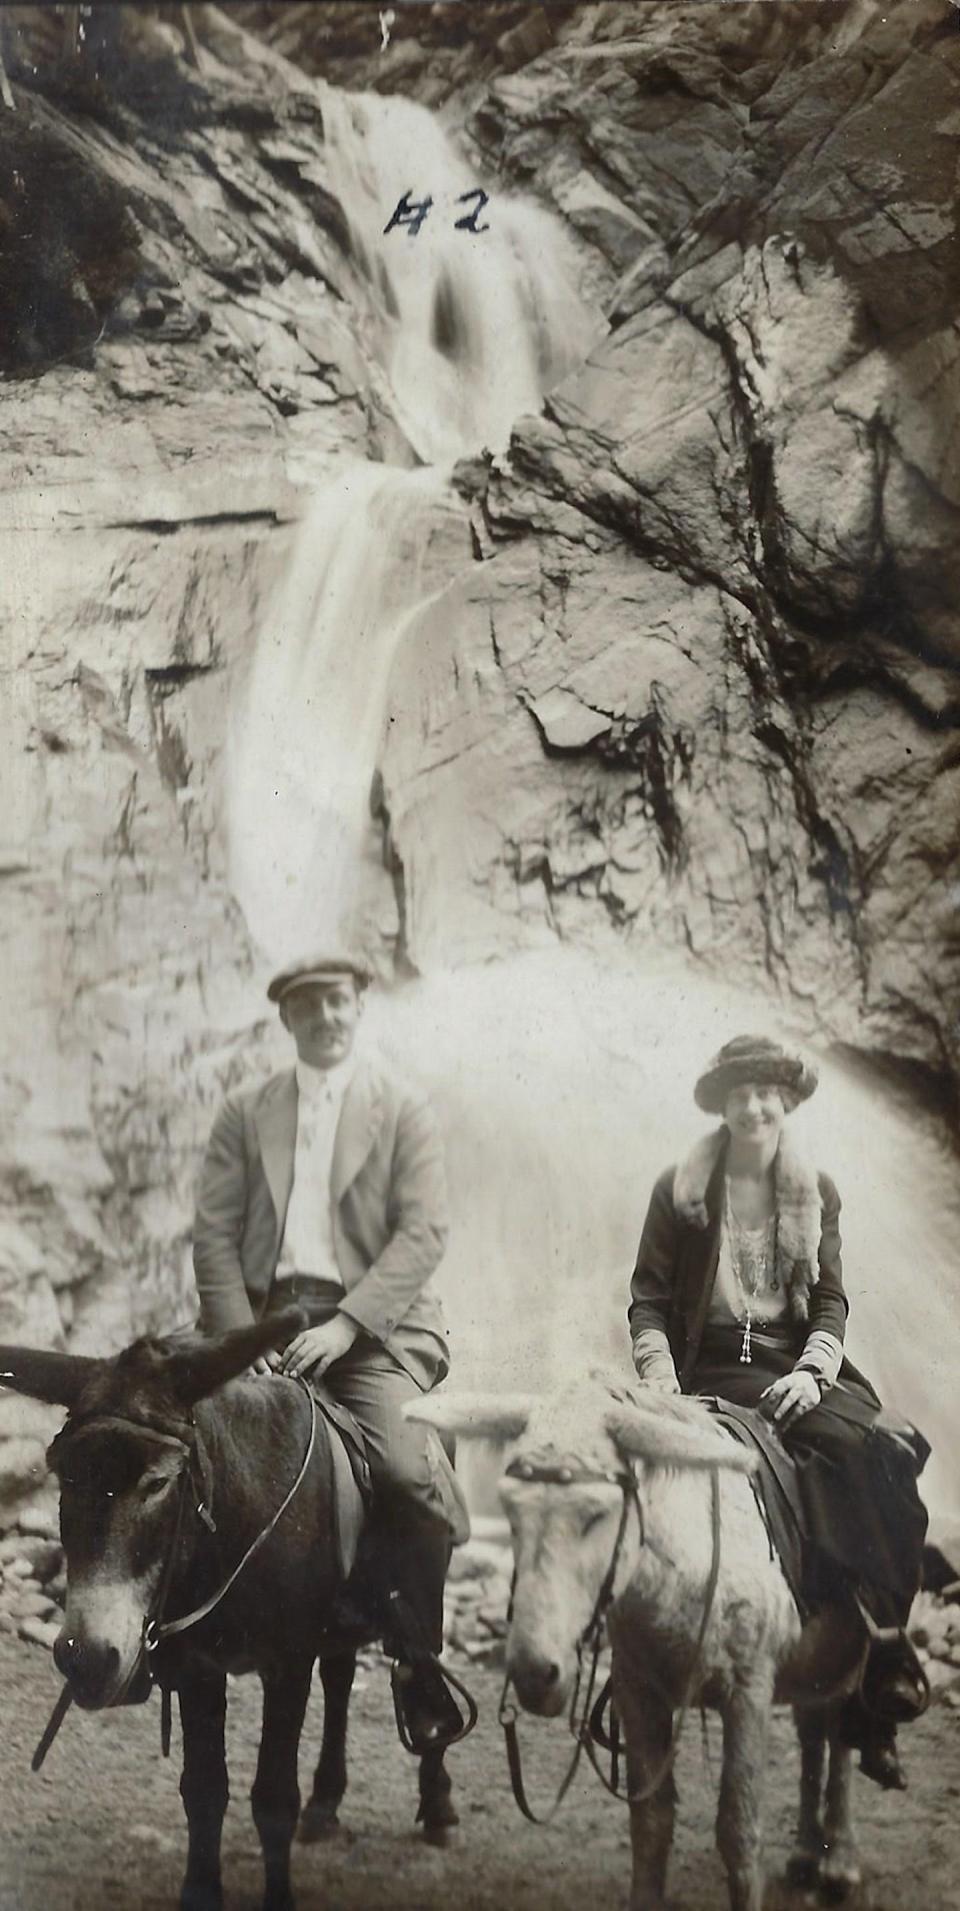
[628,1150,849,1392]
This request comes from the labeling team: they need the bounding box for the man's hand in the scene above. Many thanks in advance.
[279,1313,359,1381]
[760,1368,821,1429]
[249,1350,282,1378]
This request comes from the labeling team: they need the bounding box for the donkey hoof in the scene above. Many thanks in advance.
[417,1791,459,1843]
[785,1852,821,1890]
[298,1800,342,1844]
[181,1886,224,1911]
[819,1865,862,1904]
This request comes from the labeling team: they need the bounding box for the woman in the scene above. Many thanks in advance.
[628,1034,930,1790]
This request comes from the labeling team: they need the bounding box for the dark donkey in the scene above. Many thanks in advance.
[0,1309,459,1911]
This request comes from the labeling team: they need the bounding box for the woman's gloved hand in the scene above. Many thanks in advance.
[760,1367,821,1429]
[634,1352,682,1396]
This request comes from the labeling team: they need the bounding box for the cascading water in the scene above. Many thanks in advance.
[319,87,600,463]
[228,83,601,954]
[226,462,464,961]
[225,83,959,1519]
[369,951,960,1518]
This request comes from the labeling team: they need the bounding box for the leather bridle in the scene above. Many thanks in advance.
[33,1380,318,1770]
[497,1458,639,1823]
[498,1455,723,1822]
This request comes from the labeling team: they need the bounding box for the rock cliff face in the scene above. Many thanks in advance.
[0,3,957,1510]
[382,0,960,1101]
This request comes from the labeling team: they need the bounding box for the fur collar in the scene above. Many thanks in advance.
[673,1126,823,1323]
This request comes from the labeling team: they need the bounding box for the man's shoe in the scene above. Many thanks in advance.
[861,1639,930,1724]
[859,1721,907,1791]
[392,1660,466,1755]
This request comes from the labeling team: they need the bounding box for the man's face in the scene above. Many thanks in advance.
[280,977,362,1070]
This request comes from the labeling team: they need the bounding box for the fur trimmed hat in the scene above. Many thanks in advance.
[694,1035,817,1116]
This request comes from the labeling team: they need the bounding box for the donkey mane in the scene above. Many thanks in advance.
[515,1374,745,1477]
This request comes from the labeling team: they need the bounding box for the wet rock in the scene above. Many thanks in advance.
[16,1505,61,1542]
[18,1615,61,1652]
[0,1536,62,1580]
[0,98,141,375]
[6,1587,57,1622]
[0,1555,36,1581]
[447,1539,511,1583]
[379,0,960,1107]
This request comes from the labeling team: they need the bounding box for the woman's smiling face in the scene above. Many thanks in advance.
[723,1079,787,1145]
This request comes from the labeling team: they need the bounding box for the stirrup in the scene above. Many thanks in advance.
[587,1675,619,1753]
[854,1597,930,1724]
[390,1655,479,1756]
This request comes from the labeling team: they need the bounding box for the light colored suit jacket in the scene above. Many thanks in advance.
[192,1054,450,1390]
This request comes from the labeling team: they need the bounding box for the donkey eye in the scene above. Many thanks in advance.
[583,1509,607,1533]
[140,1475,172,1502]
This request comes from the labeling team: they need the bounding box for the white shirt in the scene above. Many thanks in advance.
[276,1056,355,1284]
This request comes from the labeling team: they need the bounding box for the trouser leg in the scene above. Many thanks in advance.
[326,1344,466,1751]
[326,1346,455,1659]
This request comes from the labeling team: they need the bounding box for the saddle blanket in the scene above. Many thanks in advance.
[701,1398,809,1616]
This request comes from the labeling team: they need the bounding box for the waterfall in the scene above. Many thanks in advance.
[319,87,600,463]
[227,462,464,963]
[370,951,960,1518]
[223,85,959,1519]
[227,84,599,955]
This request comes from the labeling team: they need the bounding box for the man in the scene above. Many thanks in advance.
[192,950,468,1747]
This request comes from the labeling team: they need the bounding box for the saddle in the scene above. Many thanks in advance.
[701,1398,810,1615]
[701,1399,929,1724]
[305,1378,370,1581]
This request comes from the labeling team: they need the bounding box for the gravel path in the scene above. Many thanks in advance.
[0,1633,958,1910]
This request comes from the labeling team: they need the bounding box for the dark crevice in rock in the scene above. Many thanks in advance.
[144,662,217,694]
[370,772,417,982]
[507,433,764,618]
[522,694,691,878]
[832,1034,959,1133]
[105,510,283,534]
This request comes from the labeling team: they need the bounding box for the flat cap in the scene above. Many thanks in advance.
[267,951,373,1003]
[694,1034,818,1115]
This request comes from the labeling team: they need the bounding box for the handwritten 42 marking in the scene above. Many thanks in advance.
[383,188,491,237]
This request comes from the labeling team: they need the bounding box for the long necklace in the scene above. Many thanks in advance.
[724,1187,778,1365]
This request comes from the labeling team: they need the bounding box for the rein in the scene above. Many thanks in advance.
[32,1378,318,1772]
[497,1460,638,1824]
[498,1460,723,1822]
[146,1380,318,1651]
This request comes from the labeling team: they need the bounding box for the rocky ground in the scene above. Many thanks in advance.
[0,1625,959,1911]
[0,0,957,1524]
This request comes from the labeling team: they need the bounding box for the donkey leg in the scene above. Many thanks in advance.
[299,1649,356,1843]
[252,1658,313,1911]
[819,1732,861,1902]
[611,1649,675,1911]
[716,1679,773,1911]
[178,1667,228,1911]
[417,1746,459,1846]
[785,1706,827,1889]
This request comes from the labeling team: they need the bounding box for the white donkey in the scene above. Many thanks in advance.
[411,1380,865,1911]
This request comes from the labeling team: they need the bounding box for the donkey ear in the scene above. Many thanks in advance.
[606,1403,757,1474]
[167,1308,307,1406]
[405,1391,535,1442]
[0,1345,105,1411]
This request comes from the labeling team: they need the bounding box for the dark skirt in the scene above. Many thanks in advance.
[693,1327,929,1620]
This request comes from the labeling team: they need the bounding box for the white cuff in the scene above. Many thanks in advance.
[797,1330,843,1389]
[632,1329,680,1389]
